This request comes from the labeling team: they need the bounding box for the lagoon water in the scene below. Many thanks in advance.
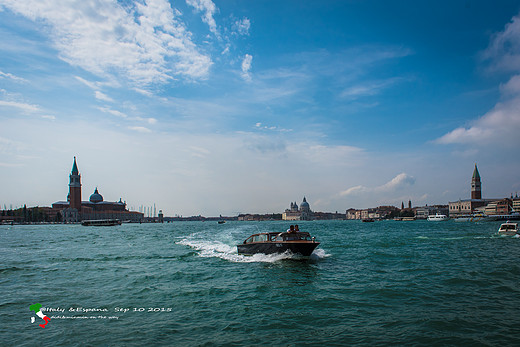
[1,220,520,346]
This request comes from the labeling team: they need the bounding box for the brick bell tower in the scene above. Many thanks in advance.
[471,163,481,200]
[69,157,82,211]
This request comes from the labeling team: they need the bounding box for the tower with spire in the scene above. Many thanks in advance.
[69,156,82,211]
[471,164,482,200]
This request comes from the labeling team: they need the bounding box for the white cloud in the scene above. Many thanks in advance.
[221,44,230,55]
[98,107,127,118]
[0,70,27,83]
[437,11,520,149]
[340,173,415,196]
[1,0,212,86]
[0,100,39,113]
[133,88,154,97]
[95,91,114,102]
[435,97,520,147]
[75,76,98,90]
[500,74,520,95]
[185,0,218,36]
[340,78,405,99]
[189,145,211,158]
[254,122,291,132]
[379,173,416,191]
[241,54,253,81]
[98,107,157,126]
[482,12,520,72]
[234,17,250,36]
[128,126,152,133]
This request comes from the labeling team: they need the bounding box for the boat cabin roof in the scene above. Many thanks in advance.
[242,231,313,244]
[499,222,518,229]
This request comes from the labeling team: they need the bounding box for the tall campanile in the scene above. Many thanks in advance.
[69,157,82,211]
[471,163,481,200]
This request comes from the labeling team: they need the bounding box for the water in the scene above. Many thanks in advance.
[1,220,519,346]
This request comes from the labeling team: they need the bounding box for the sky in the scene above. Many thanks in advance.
[1,0,520,217]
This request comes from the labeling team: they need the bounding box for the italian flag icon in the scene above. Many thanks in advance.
[30,303,51,328]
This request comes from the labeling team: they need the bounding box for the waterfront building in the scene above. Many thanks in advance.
[513,196,520,213]
[346,206,399,220]
[237,213,281,221]
[313,211,346,220]
[448,164,497,217]
[346,208,357,220]
[360,208,381,220]
[415,205,449,219]
[449,199,489,217]
[52,158,144,223]
[282,197,313,220]
[484,198,514,216]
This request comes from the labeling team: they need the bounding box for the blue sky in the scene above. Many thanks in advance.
[1,0,520,216]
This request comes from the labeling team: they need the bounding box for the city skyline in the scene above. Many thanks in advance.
[1,1,520,216]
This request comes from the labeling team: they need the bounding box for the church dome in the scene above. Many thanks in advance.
[89,188,103,203]
[300,197,310,211]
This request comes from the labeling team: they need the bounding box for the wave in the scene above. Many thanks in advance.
[177,237,329,263]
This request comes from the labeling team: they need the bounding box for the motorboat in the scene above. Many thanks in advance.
[453,214,486,222]
[486,212,520,221]
[427,213,449,221]
[81,219,122,226]
[498,222,518,236]
[237,230,320,256]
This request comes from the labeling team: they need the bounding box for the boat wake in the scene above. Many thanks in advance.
[177,232,329,263]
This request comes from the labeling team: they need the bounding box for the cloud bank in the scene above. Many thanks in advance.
[1,0,212,86]
[436,11,520,148]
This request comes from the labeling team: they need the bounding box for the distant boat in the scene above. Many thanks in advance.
[453,214,486,222]
[362,218,375,222]
[498,222,518,236]
[81,219,122,226]
[427,214,449,221]
[218,220,226,224]
[485,212,520,221]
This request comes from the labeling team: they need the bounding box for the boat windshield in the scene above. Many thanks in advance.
[500,224,517,231]
[275,233,313,241]
[244,234,269,243]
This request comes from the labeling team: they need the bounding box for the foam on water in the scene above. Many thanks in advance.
[177,232,329,263]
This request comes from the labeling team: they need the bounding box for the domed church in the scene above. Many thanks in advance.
[52,157,143,223]
[282,197,313,221]
[89,188,103,203]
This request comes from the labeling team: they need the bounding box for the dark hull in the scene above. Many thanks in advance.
[81,219,121,226]
[237,242,319,256]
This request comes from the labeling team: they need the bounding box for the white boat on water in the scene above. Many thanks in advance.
[498,222,518,236]
[427,213,449,221]
[486,212,520,221]
[453,214,486,222]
